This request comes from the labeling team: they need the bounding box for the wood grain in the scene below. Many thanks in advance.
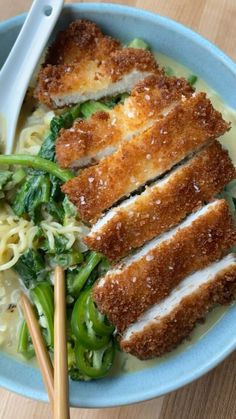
[54,267,70,419]
[0,1,236,418]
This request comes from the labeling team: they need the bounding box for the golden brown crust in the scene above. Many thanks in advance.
[120,263,236,359]
[56,74,194,168]
[35,20,159,108]
[104,48,158,82]
[36,51,158,108]
[92,200,236,332]
[62,93,230,222]
[44,20,107,65]
[85,142,236,259]
[56,111,121,168]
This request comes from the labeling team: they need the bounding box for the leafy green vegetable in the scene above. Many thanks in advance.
[103,92,129,108]
[39,103,81,161]
[0,170,13,200]
[62,196,77,218]
[48,249,83,269]
[187,74,198,86]
[45,175,65,223]
[4,168,26,191]
[0,155,73,182]
[14,249,47,289]
[41,235,69,254]
[6,156,72,224]
[67,251,103,297]
[0,171,12,188]
[41,232,83,268]
[80,101,110,119]
[164,66,175,76]
[0,168,26,201]
[17,320,35,359]
[82,257,110,290]
[225,179,236,198]
[30,282,54,348]
[218,190,236,217]
[13,174,51,223]
[97,257,110,277]
[6,104,81,223]
[128,38,150,50]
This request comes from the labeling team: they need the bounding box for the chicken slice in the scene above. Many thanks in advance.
[56,74,194,168]
[35,20,159,108]
[92,199,236,332]
[85,141,236,260]
[121,253,236,359]
[62,93,229,222]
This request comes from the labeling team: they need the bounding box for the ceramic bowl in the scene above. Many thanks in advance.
[0,3,236,408]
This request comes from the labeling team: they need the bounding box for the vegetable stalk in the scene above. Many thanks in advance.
[0,154,73,182]
[67,252,103,296]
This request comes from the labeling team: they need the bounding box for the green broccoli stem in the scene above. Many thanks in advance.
[30,282,54,348]
[0,155,74,182]
[68,252,103,297]
[17,320,35,359]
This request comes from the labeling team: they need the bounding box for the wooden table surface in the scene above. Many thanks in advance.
[0,1,236,418]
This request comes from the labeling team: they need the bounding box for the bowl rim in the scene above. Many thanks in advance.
[0,2,236,408]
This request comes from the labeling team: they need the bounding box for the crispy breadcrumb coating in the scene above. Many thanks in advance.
[85,141,236,260]
[62,93,230,223]
[35,20,159,108]
[56,74,194,168]
[121,255,236,359]
[92,200,236,332]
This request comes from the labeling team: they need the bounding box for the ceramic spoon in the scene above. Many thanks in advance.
[0,0,64,154]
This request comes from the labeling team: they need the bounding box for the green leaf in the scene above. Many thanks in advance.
[165,66,175,76]
[0,171,12,189]
[48,249,83,269]
[13,174,51,224]
[39,103,81,162]
[63,196,77,218]
[187,74,198,86]
[41,235,69,254]
[14,249,47,289]
[128,38,150,50]
[80,101,110,119]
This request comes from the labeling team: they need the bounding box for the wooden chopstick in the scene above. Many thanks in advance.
[20,293,54,410]
[54,266,70,419]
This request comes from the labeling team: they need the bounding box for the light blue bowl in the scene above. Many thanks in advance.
[0,3,236,408]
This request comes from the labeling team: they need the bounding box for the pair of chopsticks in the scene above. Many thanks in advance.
[20,267,70,419]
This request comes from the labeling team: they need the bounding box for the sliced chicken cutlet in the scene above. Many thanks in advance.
[85,141,236,260]
[56,74,194,168]
[35,20,159,108]
[43,20,122,66]
[121,254,236,359]
[62,93,230,223]
[92,199,236,332]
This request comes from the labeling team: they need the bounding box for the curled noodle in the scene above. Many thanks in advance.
[0,205,38,271]
[16,107,55,155]
[40,217,90,252]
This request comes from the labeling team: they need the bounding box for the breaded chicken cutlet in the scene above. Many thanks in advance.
[62,93,229,222]
[85,141,236,260]
[93,199,236,332]
[121,254,236,359]
[56,74,194,168]
[35,20,159,108]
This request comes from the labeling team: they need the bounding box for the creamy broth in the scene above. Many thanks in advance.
[0,52,236,375]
